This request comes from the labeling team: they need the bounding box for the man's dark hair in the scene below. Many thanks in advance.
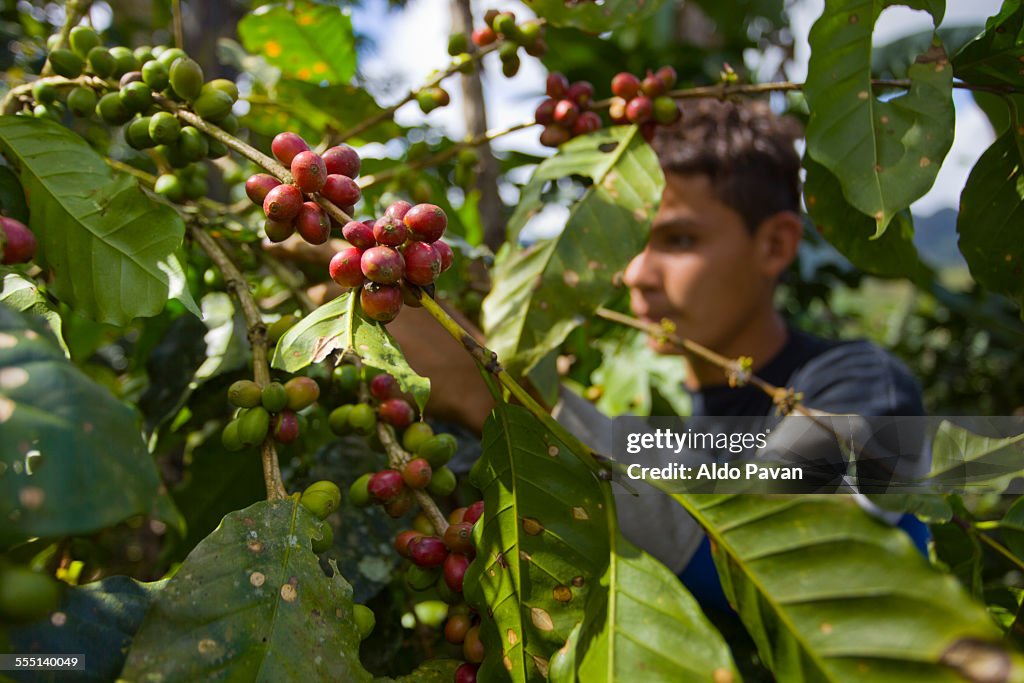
[649,99,803,232]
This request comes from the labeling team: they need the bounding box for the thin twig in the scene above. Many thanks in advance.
[953,514,1024,575]
[171,0,184,50]
[1,74,111,115]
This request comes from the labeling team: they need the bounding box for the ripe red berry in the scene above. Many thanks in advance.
[379,397,415,429]
[394,529,423,558]
[384,200,413,222]
[626,96,654,124]
[408,535,447,568]
[263,183,303,221]
[566,81,594,106]
[403,203,447,242]
[385,491,414,518]
[373,216,408,247]
[448,507,467,525]
[360,282,402,322]
[539,124,571,148]
[0,218,37,265]
[611,72,641,99]
[471,26,497,47]
[329,247,365,288]
[295,201,330,244]
[320,174,361,208]
[322,145,361,178]
[402,241,441,286]
[432,240,454,273]
[264,218,295,243]
[640,121,658,142]
[342,220,375,250]
[444,522,474,554]
[641,72,666,97]
[291,150,327,194]
[656,65,678,90]
[368,469,404,502]
[443,553,470,592]
[270,132,309,166]
[464,500,484,525]
[553,99,580,126]
[361,246,405,284]
[402,458,432,489]
[454,662,478,683]
[369,373,401,401]
[273,410,300,444]
[534,98,556,126]
[245,173,281,206]
[572,111,602,136]
[546,72,569,98]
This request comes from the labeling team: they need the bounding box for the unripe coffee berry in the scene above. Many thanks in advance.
[361,246,405,285]
[405,564,440,591]
[284,376,320,411]
[311,519,333,553]
[227,379,262,408]
[384,491,413,518]
[427,466,457,497]
[443,552,470,592]
[169,57,203,100]
[402,458,432,489]
[353,604,375,640]
[328,404,353,435]
[322,145,361,178]
[368,469,404,502]
[348,472,372,507]
[320,174,361,207]
[402,241,441,286]
[379,398,415,429]
[402,422,434,453]
[246,174,281,206]
[261,382,289,412]
[329,248,365,289]
[263,183,303,222]
[463,626,485,663]
[653,96,681,125]
[372,216,408,247]
[403,203,447,242]
[360,283,402,322]
[348,403,377,434]
[271,132,309,166]
[417,433,458,467]
[291,150,327,194]
[408,535,447,568]
[300,480,341,520]
[342,220,375,250]
[148,111,180,143]
[445,614,472,644]
[296,202,330,245]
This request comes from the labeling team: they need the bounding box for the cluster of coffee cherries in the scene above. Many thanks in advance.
[328,200,453,323]
[535,72,601,148]
[0,217,37,265]
[220,376,320,451]
[608,67,681,141]
[245,132,362,245]
[295,480,376,640]
[466,9,546,77]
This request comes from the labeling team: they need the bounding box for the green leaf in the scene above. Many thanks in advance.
[803,157,933,284]
[0,271,65,355]
[957,128,1024,311]
[465,403,611,682]
[238,2,356,85]
[1000,497,1024,564]
[0,116,198,326]
[522,0,669,33]
[924,420,1024,493]
[121,499,373,682]
[7,576,163,683]
[804,2,953,235]
[574,532,741,683]
[0,164,28,223]
[590,331,690,417]
[0,306,182,549]
[482,127,663,377]
[377,660,461,682]
[673,494,1024,682]
[271,292,430,412]
[953,0,1024,87]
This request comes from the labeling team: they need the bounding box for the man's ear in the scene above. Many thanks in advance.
[754,210,802,279]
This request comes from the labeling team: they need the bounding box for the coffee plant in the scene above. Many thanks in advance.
[1,1,1024,682]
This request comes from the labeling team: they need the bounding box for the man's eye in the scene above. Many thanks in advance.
[660,234,694,249]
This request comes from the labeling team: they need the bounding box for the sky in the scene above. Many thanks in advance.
[350,0,1006,217]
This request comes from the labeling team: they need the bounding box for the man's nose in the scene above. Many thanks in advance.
[623,245,658,290]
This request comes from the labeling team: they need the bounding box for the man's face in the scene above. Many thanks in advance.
[623,172,774,354]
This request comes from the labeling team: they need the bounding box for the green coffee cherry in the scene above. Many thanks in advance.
[348,403,376,434]
[133,45,155,64]
[66,86,97,117]
[402,422,434,453]
[141,60,169,90]
[284,376,320,411]
[328,404,353,436]
[238,406,271,446]
[48,48,84,78]
[119,81,152,113]
[221,419,244,452]
[333,364,360,394]
[353,604,375,640]
[149,111,181,144]
[156,47,186,68]
[169,57,203,100]
[154,173,183,202]
[206,136,228,158]
[261,382,288,413]
[177,126,209,162]
[33,103,61,120]
[69,26,101,57]
[416,433,457,467]
[0,565,62,623]
[300,480,341,520]
[107,46,138,77]
[125,116,155,149]
[311,519,333,553]
[228,379,262,408]
[348,473,372,507]
[217,114,240,135]
[404,565,440,591]
[32,81,57,104]
[86,47,115,77]
[192,88,233,121]
[205,78,239,101]
[95,92,132,125]
[182,175,208,200]
[426,466,457,497]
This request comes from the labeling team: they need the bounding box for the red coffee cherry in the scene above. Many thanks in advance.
[572,111,602,136]
[403,203,447,242]
[0,218,37,265]
[385,200,413,222]
[373,216,408,247]
[402,458,432,489]
[369,373,401,401]
[402,241,441,286]
[321,174,361,207]
[655,65,678,90]
[539,124,570,148]
[368,469,404,502]
[445,614,472,644]
[394,529,423,558]
[464,500,484,525]
[329,247,365,288]
[641,72,666,97]
[385,491,414,518]
[454,663,478,683]
[322,144,361,178]
[448,507,467,525]
[444,521,474,554]
[245,173,281,206]
[640,121,658,142]
[432,240,454,273]
[408,535,448,568]
[471,26,497,47]
[273,410,300,444]
[295,202,330,244]
[625,96,653,124]
[361,246,405,284]
[553,99,579,126]
[264,217,295,243]
[263,183,303,221]
[291,150,327,194]
[379,397,415,429]
[443,552,470,592]
[546,72,569,98]
[611,72,641,99]
[534,98,556,126]
[566,81,594,106]
[271,132,309,166]
[360,282,402,322]
[342,220,375,250]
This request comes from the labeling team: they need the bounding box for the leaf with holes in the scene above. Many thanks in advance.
[522,0,669,33]
[804,2,953,236]
[271,292,429,412]
[238,2,356,85]
[482,127,663,378]
[953,0,1024,87]
[923,419,1024,493]
[957,129,1024,312]
[121,499,373,682]
[0,305,182,549]
[465,403,611,682]
[673,494,1024,682]
[0,116,198,325]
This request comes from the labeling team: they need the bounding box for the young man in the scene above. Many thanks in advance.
[388,99,930,609]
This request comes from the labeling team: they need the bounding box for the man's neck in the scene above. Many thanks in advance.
[683,310,789,390]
